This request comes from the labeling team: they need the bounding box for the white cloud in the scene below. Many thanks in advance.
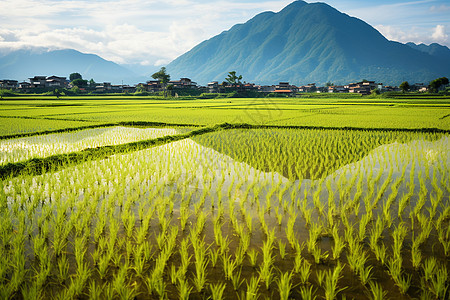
[430,4,450,12]
[376,24,449,45]
[431,25,448,42]
[0,0,292,66]
[376,25,421,42]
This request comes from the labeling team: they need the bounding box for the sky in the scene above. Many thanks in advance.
[0,0,449,68]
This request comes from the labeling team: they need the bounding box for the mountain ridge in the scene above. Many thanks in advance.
[0,48,145,84]
[166,0,450,86]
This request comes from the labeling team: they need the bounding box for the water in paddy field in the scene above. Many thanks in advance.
[1,128,449,299]
[0,126,180,165]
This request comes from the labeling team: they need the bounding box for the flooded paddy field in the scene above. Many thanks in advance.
[0,127,448,299]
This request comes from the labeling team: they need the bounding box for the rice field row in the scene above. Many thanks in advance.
[0,127,179,165]
[0,128,448,299]
[1,97,449,137]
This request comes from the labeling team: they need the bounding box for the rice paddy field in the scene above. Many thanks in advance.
[0,96,449,299]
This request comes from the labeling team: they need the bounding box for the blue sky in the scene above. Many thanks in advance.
[0,0,448,67]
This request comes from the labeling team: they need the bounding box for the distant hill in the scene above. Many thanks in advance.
[0,49,144,84]
[406,42,450,66]
[167,0,450,86]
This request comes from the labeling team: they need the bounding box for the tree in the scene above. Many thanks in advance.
[429,77,449,93]
[71,78,88,87]
[89,79,96,88]
[69,73,82,81]
[399,81,410,93]
[152,67,171,98]
[325,81,334,87]
[226,71,243,85]
[53,88,62,98]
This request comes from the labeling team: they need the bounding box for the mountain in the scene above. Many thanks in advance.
[167,0,450,86]
[406,42,450,65]
[0,49,144,84]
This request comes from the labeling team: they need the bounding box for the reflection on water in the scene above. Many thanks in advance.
[0,126,179,165]
[192,128,445,180]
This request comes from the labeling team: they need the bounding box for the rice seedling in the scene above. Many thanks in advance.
[278,240,287,259]
[276,271,293,300]
[209,247,220,268]
[311,244,329,264]
[323,262,345,300]
[411,244,422,269]
[396,273,412,295]
[258,248,274,290]
[245,276,260,300]
[210,282,226,300]
[88,280,102,299]
[71,261,91,297]
[178,278,193,300]
[231,268,245,291]
[57,254,70,284]
[372,243,387,265]
[20,283,42,300]
[235,245,247,267]
[429,265,448,299]
[299,285,316,300]
[299,260,311,285]
[97,253,111,279]
[358,213,370,241]
[192,247,209,292]
[223,254,237,280]
[331,225,345,260]
[368,281,387,300]
[247,249,258,268]
[422,257,437,282]
[359,265,373,286]
[316,269,326,287]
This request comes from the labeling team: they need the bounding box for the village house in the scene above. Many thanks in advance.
[122,85,136,93]
[46,76,68,88]
[0,80,18,89]
[328,85,349,93]
[18,81,31,90]
[298,83,317,93]
[273,82,297,95]
[28,76,68,88]
[139,80,162,92]
[169,78,197,89]
[410,83,428,92]
[29,76,47,88]
[378,85,400,93]
[207,81,219,93]
[95,82,112,92]
[346,81,380,94]
[111,85,123,93]
[241,83,259,91]
[259,85,276,93]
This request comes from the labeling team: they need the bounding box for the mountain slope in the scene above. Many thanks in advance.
[0,49,141,84]
[167,0,450,85]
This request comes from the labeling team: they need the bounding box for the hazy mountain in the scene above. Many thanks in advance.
[0,49,144,84]
[167,0,450,86]
[406,42,450,65]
